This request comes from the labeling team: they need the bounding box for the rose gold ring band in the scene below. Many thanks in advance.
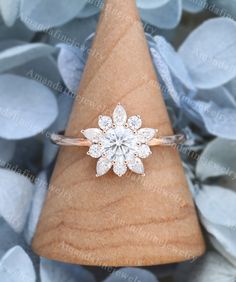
[51,133,186,147]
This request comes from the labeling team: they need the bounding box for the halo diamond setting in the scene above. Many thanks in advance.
[82,104,157,177]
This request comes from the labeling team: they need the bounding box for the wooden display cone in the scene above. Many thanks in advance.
[32,0,205,266]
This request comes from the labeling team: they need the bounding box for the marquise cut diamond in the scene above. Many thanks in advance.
[82,104,157,177]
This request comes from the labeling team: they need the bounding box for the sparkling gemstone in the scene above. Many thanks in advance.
[137,144,152,158]
[88,144,103,158]
[102,126,138,161]
[113,157,127,177]
[127,157,145,174]
[96,158,112,176]
[84,104,155,176]
[113,104,127,126]
[137,128,156,143]
[82,128,103,143]
[128,115,142,130]
[98,116,112,131]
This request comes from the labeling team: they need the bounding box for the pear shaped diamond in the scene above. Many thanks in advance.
[127,157,145,175]
[96,158,112,176]
[113,104,127,126]
[137,144,152,159]
[137,128,157,143]
[82,128,103,143]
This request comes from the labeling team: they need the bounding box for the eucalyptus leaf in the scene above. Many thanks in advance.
[207,0,236,19]
[0,0,20,27]
[104,268,158,282]
[25,171,47,244]
[0,43,56,73]
[182,0,207,13]
[137,0,170,9]
[140,0,182,29]
[196,138,236,181]
[57,43,85,94]
[0,246,36,282]
[195,185,236,263]
[180,97,205,128]
[0,168,33,233]
[150,46,180,105]
[40,258,95,282]
[20,0,88,31]
[152,35,195,90]
[15,56,62,95]
[77,3,101,18]
[179,18,236,89]
[0,40,61,88]
[0,74,58,140]
[0,138,15,164]
[0,218,24,258]
[189,87,236,139]
[199,101,236,138]
[56,32,95,93]
[196,86,236,107]
[48,17,97,48]
[195,185,236,227]
[210,234,236,267]
[174,251,236,282]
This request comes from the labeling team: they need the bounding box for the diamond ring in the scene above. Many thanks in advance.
[51,104,185,177]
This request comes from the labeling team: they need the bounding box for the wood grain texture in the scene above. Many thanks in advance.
[32,0,205,266]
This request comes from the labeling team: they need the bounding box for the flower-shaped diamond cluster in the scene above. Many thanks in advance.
[81,104,157,177]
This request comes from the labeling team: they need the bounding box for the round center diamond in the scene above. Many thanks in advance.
[102,126,138,161]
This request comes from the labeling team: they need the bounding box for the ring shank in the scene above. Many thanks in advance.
[51,133,185,147]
